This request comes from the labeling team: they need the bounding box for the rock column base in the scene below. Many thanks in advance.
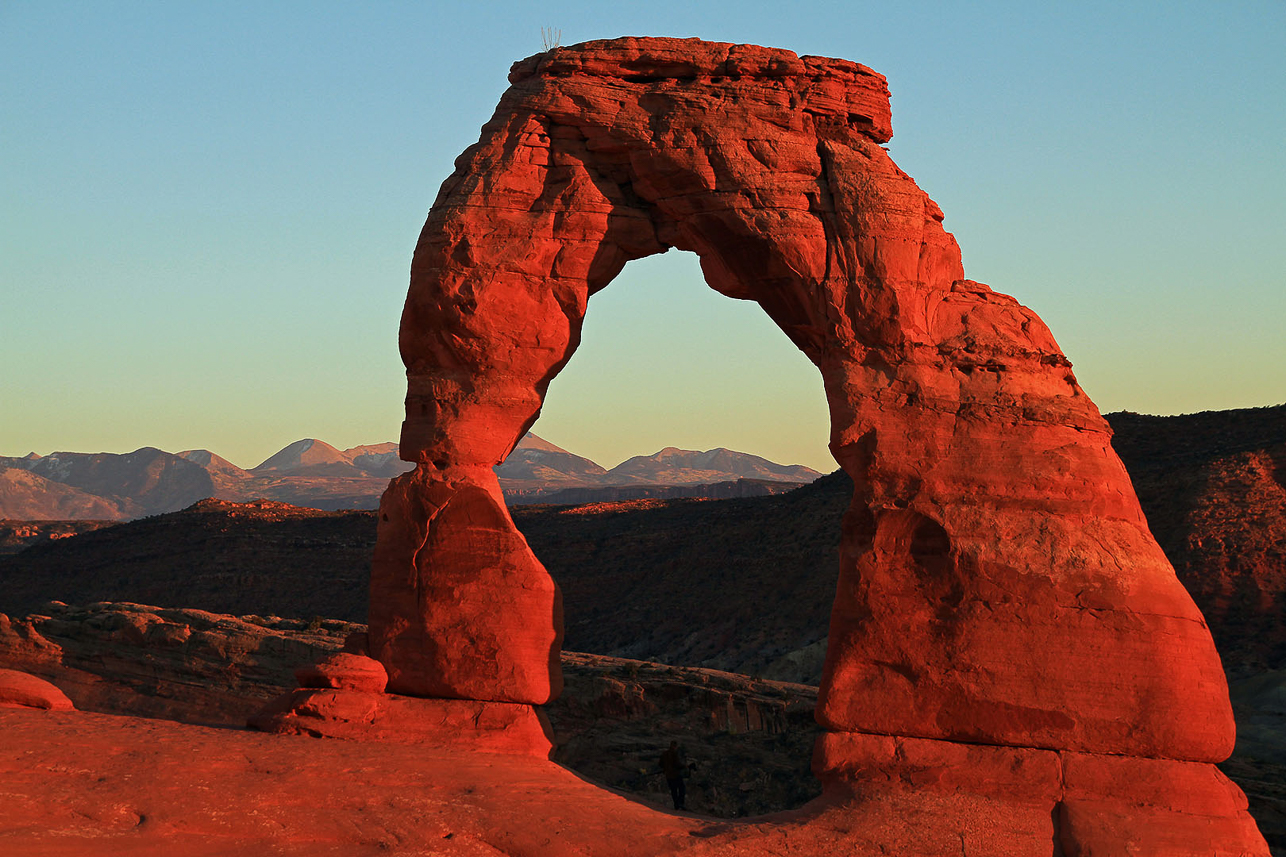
[248,689,554,759]
[814,731,1269,856]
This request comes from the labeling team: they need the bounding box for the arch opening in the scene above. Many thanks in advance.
[506,248,835,815]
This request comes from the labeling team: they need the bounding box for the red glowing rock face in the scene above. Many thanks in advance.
[370,467,563,703]
[249,689,554,758]
[375,33,1234,761]
[295,652,388,694]
[0,667,74,711]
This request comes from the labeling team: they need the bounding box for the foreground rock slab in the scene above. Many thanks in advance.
[250,688,555,758]
[0,708,698,857]
[0,708,1267,856]
[0,666,73,710]
[814,732,1267,856]
[0,601,827,819]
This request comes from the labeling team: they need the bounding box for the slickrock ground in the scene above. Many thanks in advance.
[0,707,717,857]
[3,702,1273,857]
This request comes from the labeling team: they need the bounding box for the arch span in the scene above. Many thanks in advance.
[373,37,1231,763]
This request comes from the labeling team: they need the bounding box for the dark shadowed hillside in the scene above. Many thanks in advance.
[0,500,375,621]
[516,471,849,679]
[2,406,1283,679]
[0,480,849,681]
[1106,405,1286,677]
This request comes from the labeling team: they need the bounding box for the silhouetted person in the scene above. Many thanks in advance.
[660,740,687,810]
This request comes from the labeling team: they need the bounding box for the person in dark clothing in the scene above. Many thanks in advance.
[660,740,686,810]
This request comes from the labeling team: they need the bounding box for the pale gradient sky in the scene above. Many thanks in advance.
[2,2,1282,474]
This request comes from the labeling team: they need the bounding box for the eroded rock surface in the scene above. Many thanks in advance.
[0,602,356,723]
[380,35,1232,757]
[369,35,1258,851]
[0,667,73,711]
[0,602,825,819]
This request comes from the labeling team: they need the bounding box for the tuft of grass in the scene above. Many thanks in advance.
[541,27,562,52]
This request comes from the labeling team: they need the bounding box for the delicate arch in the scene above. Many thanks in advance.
[371,38,1233,770]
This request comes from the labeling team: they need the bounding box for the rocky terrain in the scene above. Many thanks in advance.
[0,518,114,556]
[1,404,1283,847]
[0,434,818,519]
[517,474,847,681]
[0,480,846,680]
[0,602,820,819]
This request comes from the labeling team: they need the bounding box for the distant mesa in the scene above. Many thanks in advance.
[0,433,820,521]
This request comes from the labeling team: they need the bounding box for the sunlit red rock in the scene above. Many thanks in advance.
[358,35,1264,850]
[377,35,1232,755]
[369,467,562,703]
[295,652,388,693]
[0,667,73,711]
[249,688,554,758]
[810,732,1269,855]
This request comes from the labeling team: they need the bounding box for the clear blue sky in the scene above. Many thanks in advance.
[3,2,1282,472]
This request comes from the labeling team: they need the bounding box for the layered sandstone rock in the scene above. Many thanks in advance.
[370,36,1258,849]
[249,688,556,757]
[812,734,1266,855]
[0,667,74,711]
[0,603,356,723]
[381,35,1230,744]
[295,652,388,693]
[371,469,563,702]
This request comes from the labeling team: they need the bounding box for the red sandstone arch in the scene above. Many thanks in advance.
[360,38,1267,849]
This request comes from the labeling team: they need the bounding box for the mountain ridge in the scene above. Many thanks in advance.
[1,433,821,520]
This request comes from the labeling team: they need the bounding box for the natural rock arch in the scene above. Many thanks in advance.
[361,37,1266,851]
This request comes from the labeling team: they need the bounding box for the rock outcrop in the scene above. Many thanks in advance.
[370,36,1262,851]
[0,667,74,711]
[0,601,825,819]
[0,603,357,722]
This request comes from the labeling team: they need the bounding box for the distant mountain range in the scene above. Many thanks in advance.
[0,435,822,521]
